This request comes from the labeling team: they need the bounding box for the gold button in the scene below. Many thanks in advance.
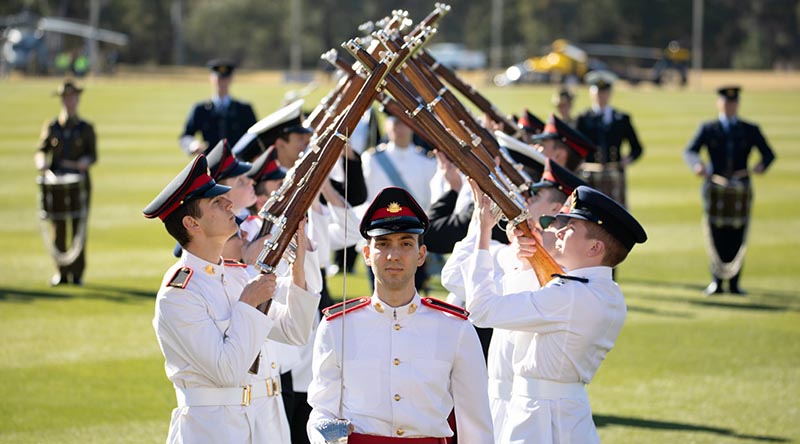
[393,358,400,366]
[394,394,401,401]
[394,323,401,331]
[271,362,277,369]
[396,428,404,436]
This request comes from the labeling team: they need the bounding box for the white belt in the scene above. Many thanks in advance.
[511,376,587,401]
[487,378,512,401]
[175,377,281,407]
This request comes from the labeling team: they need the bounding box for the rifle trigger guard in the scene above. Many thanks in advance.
[334,132,349,143]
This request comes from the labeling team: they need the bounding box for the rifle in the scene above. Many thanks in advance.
[349,42,563,288]
[373,29,530,194]
[416,49,521,137]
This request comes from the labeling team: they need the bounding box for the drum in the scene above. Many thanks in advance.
[36,172,87,221]
[703,175,752,228]
[579,162,627,207]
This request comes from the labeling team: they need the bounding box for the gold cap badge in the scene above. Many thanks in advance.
[387,202,402,213]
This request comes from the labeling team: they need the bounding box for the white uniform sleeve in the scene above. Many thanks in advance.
[326,204,361,250]
[440,222,479,301]
[306,320,341,436]
[155,290,273,387]
[464,249,572,332]
[451,321,494,443]
[265,280,321,346]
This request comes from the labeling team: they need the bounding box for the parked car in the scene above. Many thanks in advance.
[426,42,487,70]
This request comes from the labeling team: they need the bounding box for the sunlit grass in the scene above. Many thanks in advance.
[1,72,799,443]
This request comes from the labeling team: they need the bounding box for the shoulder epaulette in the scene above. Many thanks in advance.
[421,297,469,320]
[223,258,247,268]
[323,297,371,320]
[166,267,193,289]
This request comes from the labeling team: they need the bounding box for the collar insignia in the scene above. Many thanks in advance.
[205,264,215,275]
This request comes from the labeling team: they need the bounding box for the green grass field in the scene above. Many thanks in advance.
[1,70,799,443]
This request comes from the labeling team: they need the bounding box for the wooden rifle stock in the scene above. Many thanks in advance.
[353,45,562,288]
[304,67,349,131]
[375,31,528,192]
[323,48,438,150]
[417,49,519,136]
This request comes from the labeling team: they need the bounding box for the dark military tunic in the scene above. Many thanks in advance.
[684,117,775,281]
[37,114,97,283]
[181,98,257,153]
[576,108,643,206]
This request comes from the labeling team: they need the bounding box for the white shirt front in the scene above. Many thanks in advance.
[153,250,321,444]
[464,249,626,444]
[360,142,437,211]
[307,292,493,442]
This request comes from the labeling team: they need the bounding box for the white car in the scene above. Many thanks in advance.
[426,43,487,70]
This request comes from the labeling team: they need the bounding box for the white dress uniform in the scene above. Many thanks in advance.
[441,221,539,443]
[306,292,494,443]
[153,250,321,444]
[360,142,437,211]
[464,249,626,444]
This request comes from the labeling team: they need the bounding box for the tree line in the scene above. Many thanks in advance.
[3,0,798,70]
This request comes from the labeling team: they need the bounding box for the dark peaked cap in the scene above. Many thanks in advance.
[143,155,230,221]
[247,147,286,183]
[360,187,429,240]
[717,85,741,101]
[518,109,546,134]
[556,186,647,251]
[530,158,588,197]
[231,99,312,161]
[205,139,252,181]
[207,59,237,77]
[532,114,596,159]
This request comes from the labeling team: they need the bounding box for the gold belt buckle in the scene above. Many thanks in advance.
[241,384,252,406]
[265,378,281,397]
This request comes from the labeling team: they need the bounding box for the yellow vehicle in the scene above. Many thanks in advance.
[494,39,690,87]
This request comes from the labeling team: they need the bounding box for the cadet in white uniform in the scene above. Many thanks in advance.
[464,185,647,444]
[442,159,588,442]
[360,117,437,212]
[307,187,493,443]
[144,155,320,444]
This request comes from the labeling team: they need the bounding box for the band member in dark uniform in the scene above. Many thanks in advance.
[179,59,257,156]
[35,79,97,286]
[576,70,643,207]
[683,86,776,295]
